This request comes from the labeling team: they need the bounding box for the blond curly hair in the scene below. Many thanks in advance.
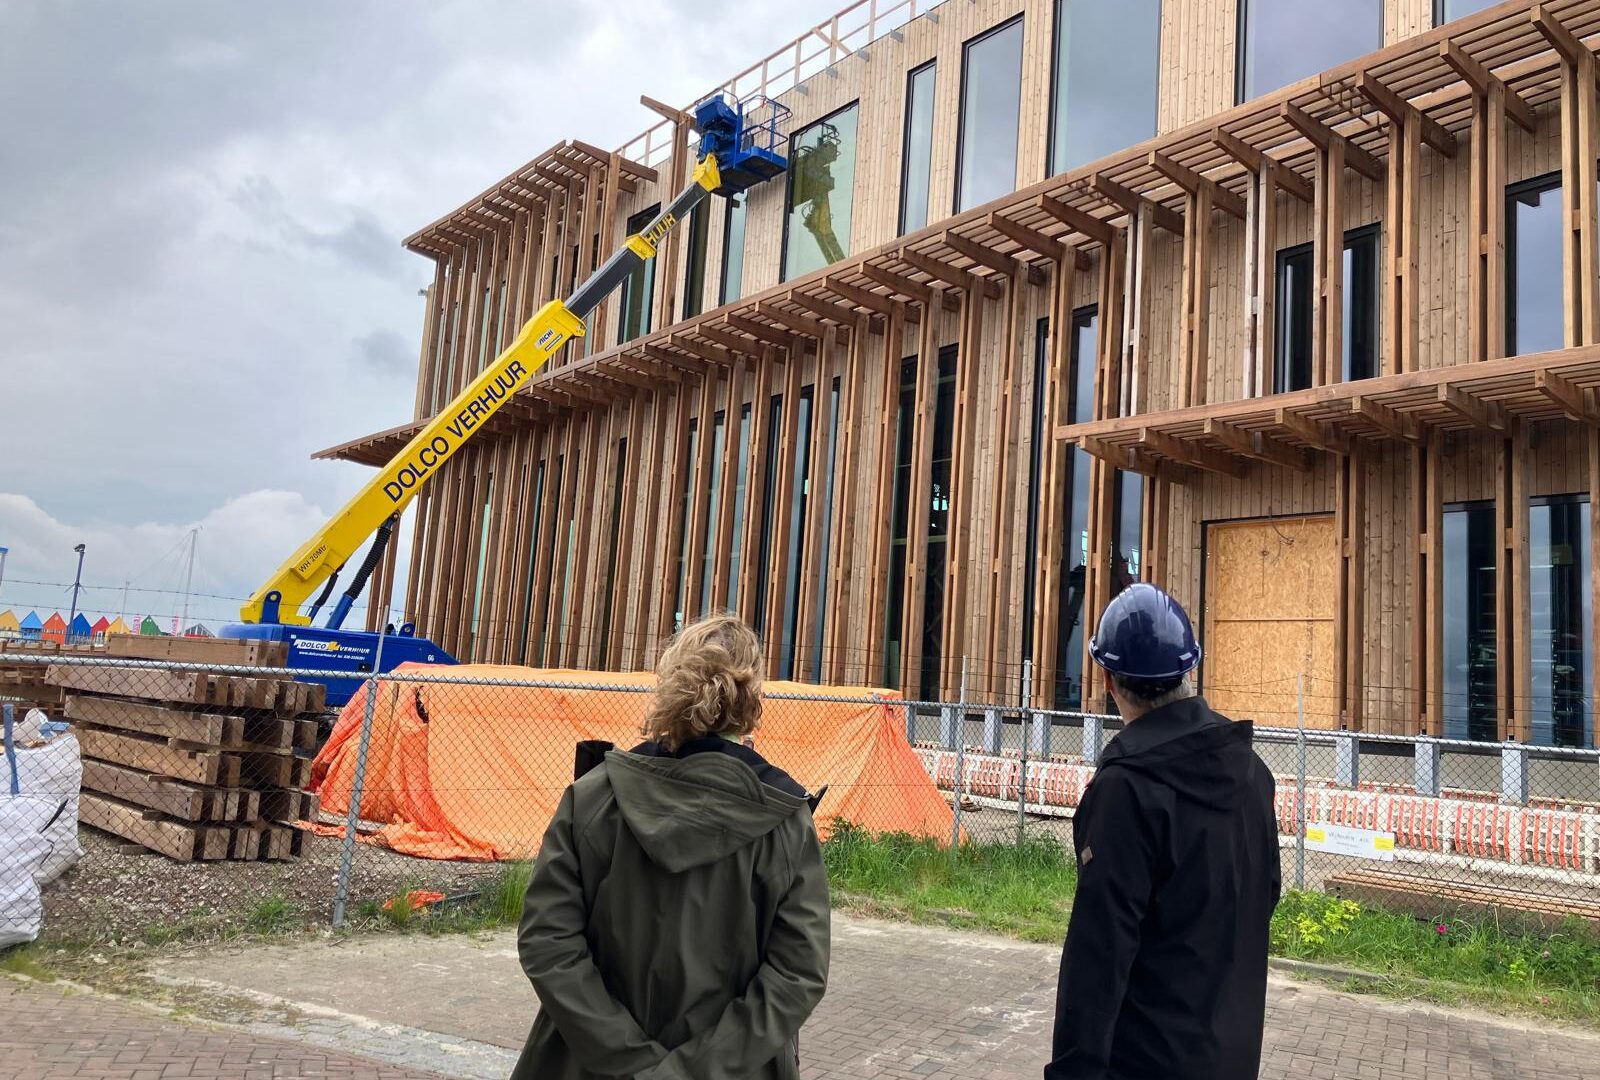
[642,615,765,752]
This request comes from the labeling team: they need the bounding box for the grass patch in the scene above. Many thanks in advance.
[820,822,1600,1023]
[0,945,54,981]
[363,862,535,937]
[245,894,298,936]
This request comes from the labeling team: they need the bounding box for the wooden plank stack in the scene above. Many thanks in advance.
[41,636,324,862]
[0,639,103,712]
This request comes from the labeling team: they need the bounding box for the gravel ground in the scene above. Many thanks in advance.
[39,827,510,944]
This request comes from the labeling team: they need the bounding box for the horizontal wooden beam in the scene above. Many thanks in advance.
[792,291,884,334]
[1439,41,1538,133]
[670,334,741,368]
[1281,103,1384,182]
[1351,396,1422,442]
[725,312,800,350]
[1077,435,1160,477]
[986,211,1067,261]
[900,248,1004,299]
[1532,4,1587,64]
[754,301,848,344]
[1356,71,1457,156]
[1436,383,1507,431]
[1090,174,1185,234]
[822,275,921,320]
[1147,151,1247,219]
[1534,369,1598,421]
[860,263,935,307]
[1035,193,1117,246]
[1139,428,1248,477]
[1203,418,1312,471]
[1210,128,1315,202]
[640,94,691,123]
[642,344,712,375]
[694,324,765,358]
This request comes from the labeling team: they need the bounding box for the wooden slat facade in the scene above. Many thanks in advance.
[328,0,1600,743]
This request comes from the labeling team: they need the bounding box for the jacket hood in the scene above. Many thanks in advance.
[603,749,808,872]
[1098,696,1258,811]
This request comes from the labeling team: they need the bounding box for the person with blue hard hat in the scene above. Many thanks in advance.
[1045,583,1281,1080]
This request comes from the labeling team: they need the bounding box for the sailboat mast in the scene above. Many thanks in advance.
[178,528,198,637]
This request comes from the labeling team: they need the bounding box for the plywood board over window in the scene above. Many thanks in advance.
[1202,514,1338,728]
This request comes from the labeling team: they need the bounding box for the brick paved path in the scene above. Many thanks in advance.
[1,978,446,1080]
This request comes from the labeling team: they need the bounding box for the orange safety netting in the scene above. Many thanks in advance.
[308,665,954,861]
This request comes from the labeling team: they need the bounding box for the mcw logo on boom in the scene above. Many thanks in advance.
[382,359,529,504]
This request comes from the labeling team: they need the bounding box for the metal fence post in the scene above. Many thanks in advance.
[1294,673,1307,892]
[1501,739,1530,806]
[905,702,916,744]
[951,658,967,852]
[1082,714,1103,765]
[332,627,388,929]
[1018,660,1032,845]
[1414,736,1441,797]
[982,707,1002,754]
[1334,731,1359,788]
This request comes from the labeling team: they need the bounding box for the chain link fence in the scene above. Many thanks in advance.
[2,647,1598,945]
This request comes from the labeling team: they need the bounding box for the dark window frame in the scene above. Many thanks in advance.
[1046,0,1162,177]
[779,99,862,283]
[953,14,1026,215]
[1342,222,1382,383]
[899,59,938,236]
[681,201,710,320]
[719,195,747,306]
[1505,170,1563,358]
[617,203,661,343]
[1274,241,1314,393]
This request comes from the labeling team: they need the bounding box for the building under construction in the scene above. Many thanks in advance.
[324,0,1600,749]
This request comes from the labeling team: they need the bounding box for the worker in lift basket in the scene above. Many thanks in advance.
[1046,584,1281,1080]
[512,614,830,1080]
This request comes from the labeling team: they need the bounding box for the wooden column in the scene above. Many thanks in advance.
[712,363,749,616]
[628,395,668,670]
[824,318,867,685]
[1334,447,1367,730]
[682,371,722,628]
[605,403,646,668]
[901,290,943,694]
[763,349,805,676]
[1179,185,1213,408]
[1032,246,1078,701]
[796,331,838,682]
[1408,435,1443,735]
[1496,425,1531,740]
[984,268,1027,700]
[657,385,697,648]
[736,351,776,626]
[942,280,986,700]
[1591,428,1600,738]
[863,312,906,685]
[1082,242,1130,711]
[567,413,610,667]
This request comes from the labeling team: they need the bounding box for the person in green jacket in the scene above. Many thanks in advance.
[512,614,832,1080]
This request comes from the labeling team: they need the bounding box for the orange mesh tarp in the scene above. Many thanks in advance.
[309,665,954,861]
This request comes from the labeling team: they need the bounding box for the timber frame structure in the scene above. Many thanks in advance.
[325,0,1600,743]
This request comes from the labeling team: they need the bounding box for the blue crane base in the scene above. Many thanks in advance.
[217,623,457,708]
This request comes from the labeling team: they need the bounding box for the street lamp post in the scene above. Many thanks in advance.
[68,544,86,642]
[0,546,9,602]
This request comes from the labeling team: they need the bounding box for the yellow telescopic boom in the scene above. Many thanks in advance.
[241,156,722,627]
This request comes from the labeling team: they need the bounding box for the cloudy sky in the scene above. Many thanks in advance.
[0,0,842,630]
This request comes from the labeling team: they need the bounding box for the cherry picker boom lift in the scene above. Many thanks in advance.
[222,93,791,705]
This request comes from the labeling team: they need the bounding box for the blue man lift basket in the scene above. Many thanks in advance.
[692,92,791,197]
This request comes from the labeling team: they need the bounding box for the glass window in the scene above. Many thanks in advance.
[618,204,659,343]
[956,17,1025,212]
[699,412,727,617]
[883,359,917,689]
[682,202,710,319]
[1050,0,1160,174]
[1274,243,1315,392]
[1506,173,1564,357]
[517,461,547,664]
[1343,225,1381,382]
[597,440,627,669]
[720,196,747,305]
[672,419,700,634]
[810,379,843,681]
[1442,502,1499,742]
[1114,472,1144,592]
[900,61,938,235]
[752,396,783,637]
[727,404,752,611]
[1055,307,1098,709]
[779,388,816,677]
[783,104,860,281]
[468,473,494,658]
[1436,0,1498,24]
[1239,0,1381,103]
[1530,496,1593,748]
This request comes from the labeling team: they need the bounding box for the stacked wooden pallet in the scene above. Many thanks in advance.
[0,639,103,711]
[44,649,325,862]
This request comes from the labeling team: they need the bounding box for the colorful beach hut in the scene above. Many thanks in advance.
[0,610,19,641]
[41,613,68,645]
[138,616,163,637]
[19,611,42,641]
[104,616,130,638]
[90,616,110,643]
[68,613,92,644]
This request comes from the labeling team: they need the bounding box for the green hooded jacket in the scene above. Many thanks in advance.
[511,745,831,1080]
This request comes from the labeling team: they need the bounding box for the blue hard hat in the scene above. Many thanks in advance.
[1088,583,1202,681]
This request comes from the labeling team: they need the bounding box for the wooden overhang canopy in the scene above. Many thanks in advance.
[323,0,1600,465]
[1060,346,1600,479]
[402,140,657,258]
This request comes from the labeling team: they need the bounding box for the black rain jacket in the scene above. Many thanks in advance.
[1046,697,1281,1080]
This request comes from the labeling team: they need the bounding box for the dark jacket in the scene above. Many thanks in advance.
[512,737,831,1080]
[1046,697,1281,1080]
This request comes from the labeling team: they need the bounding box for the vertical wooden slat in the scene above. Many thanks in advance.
[657,385,697,648]
[738,352,777,625]
[824,317,867,684]
[985,268,1026,699]
[764,349,806,675]
[796,332,838,681]
[1323,139,1346,384]
[942,282,985,699]
[902,291,942,693]
[863,313,905,683]
[629,394,669,669]
[713,363,750,614]
[683,371,722,625]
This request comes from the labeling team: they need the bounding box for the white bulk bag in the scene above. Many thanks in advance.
[4,726,84,886]
[0,799,50,948]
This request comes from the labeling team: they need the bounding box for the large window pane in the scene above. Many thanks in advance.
[618,204,659,342]
[672,419,699,634]
[682,202,710,319]
[1343,225,1380,382]
[537,455,563,664]
[1239,0,1381,103]
[784,104,859,281]
[883,360,917,689]
[900,62,937,235]
[1055,306,1097,708]
[956,17,1024,212]
[1507,173,1564,356]
[779,388,816,678]
[727,404,752,611]
[1436,0,1498,24]
[720,196,747,304]
[517,461,547,664]
[1275,243,1314,392]
[811,378,843,681]
[468,473,494,658]
[752,396,783,637]
[1530,497,1593,748]
[1020,318,1050,684]
[1114,472,1144,593]
[1050,0,1159,174]
[698,412,727,618]
[1442,502,1498,742]
[921,346,959,700]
